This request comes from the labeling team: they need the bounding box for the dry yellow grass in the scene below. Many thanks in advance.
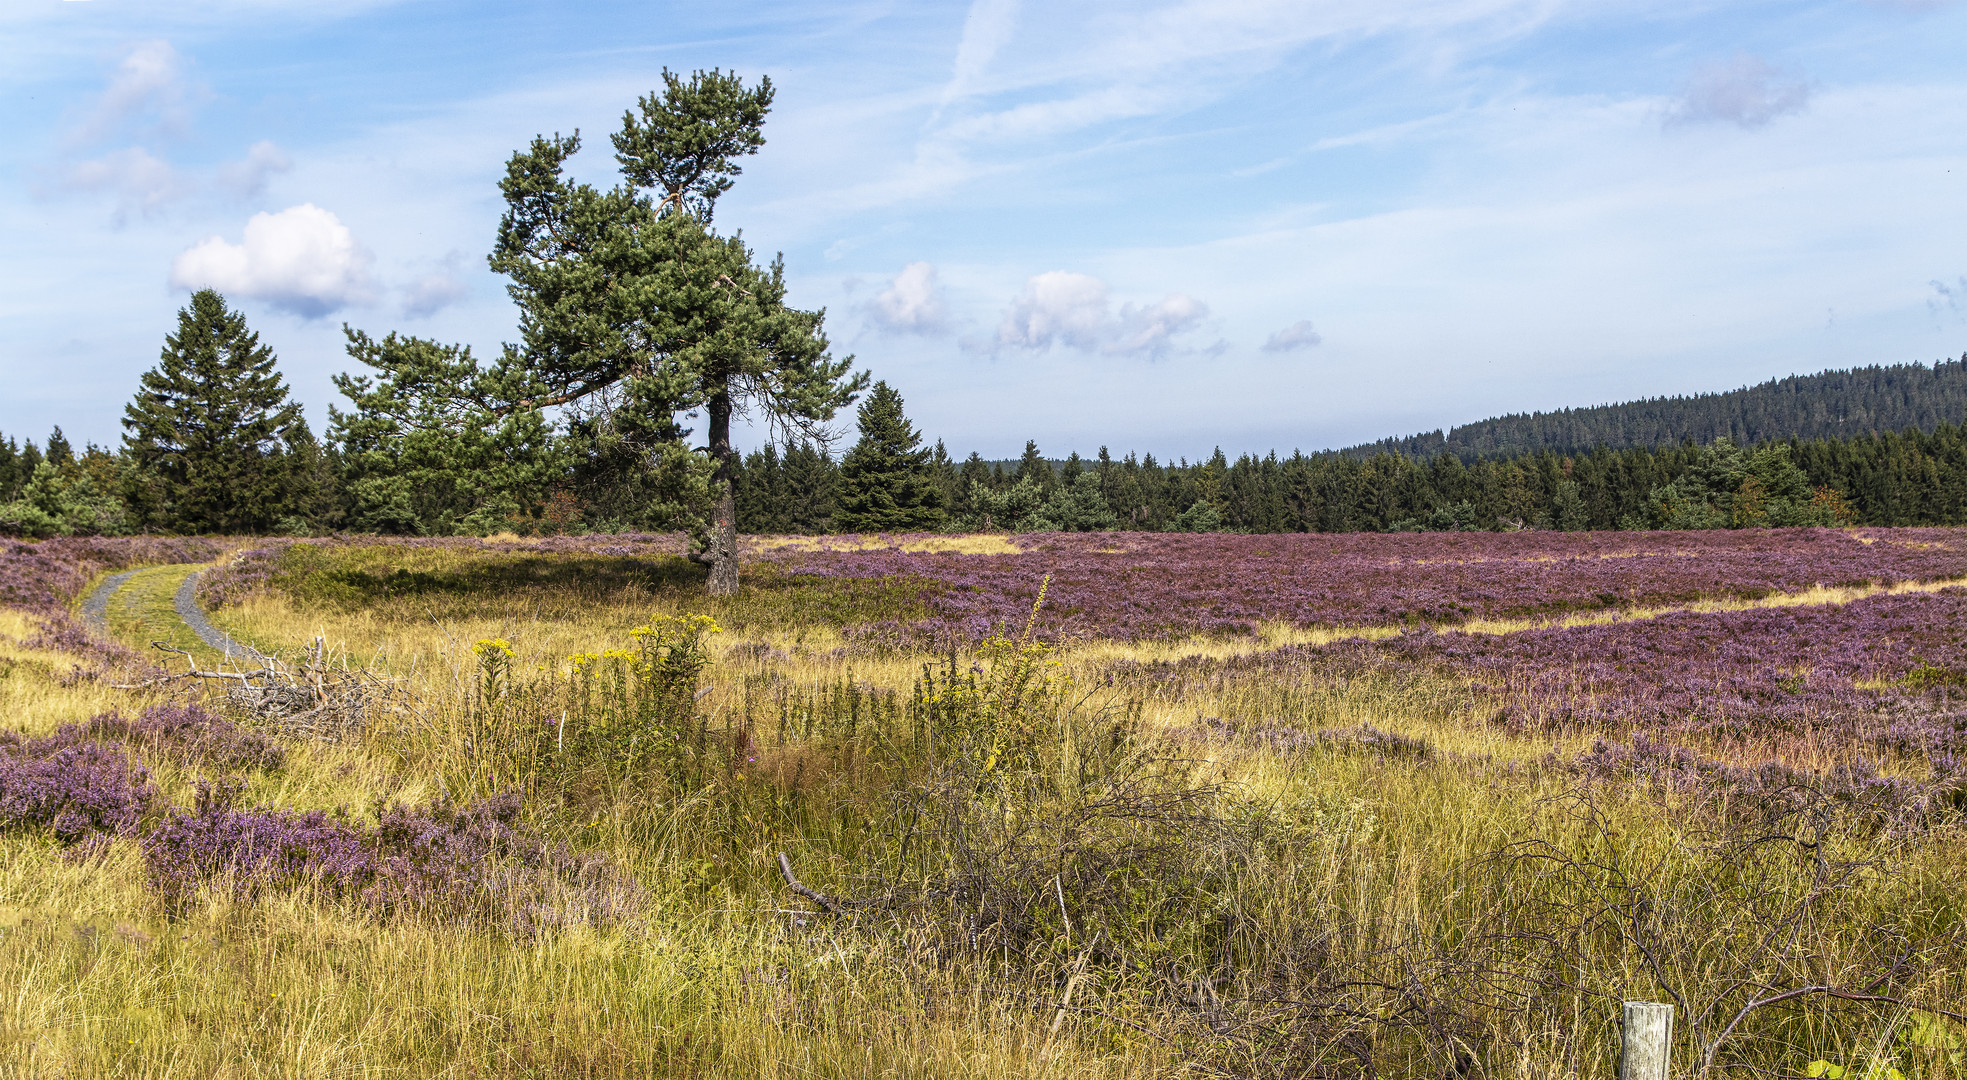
[0,543,1958,1077]
[745,533,1023,555]
[0,610,157,733]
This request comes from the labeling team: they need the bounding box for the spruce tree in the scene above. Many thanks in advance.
[44,428,73,467]
[1014,439,1053,491]
[124,289,307,533]
[835,381,946,533]
[781,440,837,533]
[954,452,990,521]
[737,444,792,534]
[0,438,19,501]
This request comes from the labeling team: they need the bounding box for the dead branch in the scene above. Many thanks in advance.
[777,851,841,914]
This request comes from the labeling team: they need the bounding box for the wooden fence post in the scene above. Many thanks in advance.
[1621,1001,1675,1080]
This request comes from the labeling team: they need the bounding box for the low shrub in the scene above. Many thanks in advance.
[143,783,640,934]
[0,728,157,843]
[85,703,285,771]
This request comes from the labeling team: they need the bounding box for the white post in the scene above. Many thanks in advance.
[1621,1001,1674,1080]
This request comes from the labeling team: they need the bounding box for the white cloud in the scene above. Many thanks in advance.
[1263,319,1323,352]
[169,204,375,317]
[994,271,1207,357]
[996,271,1112,350]
[1112,293,1209,356]
[401,255,469,318]
[59,147,186,221]
[215,140,294,201]
[867,261,950,333]
[69,39,191,148]
[1665,53,1810,128]
[940,0,1020,109]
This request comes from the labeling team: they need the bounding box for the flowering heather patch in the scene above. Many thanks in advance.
[1126,588,1967,756]
[1559,733,1960,834]
[194,540,292,610]
[0,728,157,843]
[1392,590,1967,745]
[20,616,146,676]
[144,781,370,903]
[144,785,640,933]
[84,704,285,772]
[760,527,1967,643]
[0,536,225,615]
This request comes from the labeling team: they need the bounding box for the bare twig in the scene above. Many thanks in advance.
[1699,988,1967,1077]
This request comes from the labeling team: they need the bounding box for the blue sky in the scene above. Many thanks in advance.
[5,0,1966,460]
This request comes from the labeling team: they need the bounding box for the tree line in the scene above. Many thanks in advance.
[17,325,1967,543]
[734,424,1967,535]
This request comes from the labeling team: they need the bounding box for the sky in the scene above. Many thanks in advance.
[5,0,1966,461]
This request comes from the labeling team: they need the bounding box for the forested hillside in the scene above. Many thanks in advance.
[1348,358,1967,460]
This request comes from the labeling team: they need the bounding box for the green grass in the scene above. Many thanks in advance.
[263,541,942,631]
[101,564,223,663]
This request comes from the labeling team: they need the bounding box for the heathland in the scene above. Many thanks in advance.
[3,527,1967,1078]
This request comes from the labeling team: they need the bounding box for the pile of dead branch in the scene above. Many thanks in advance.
[120,637,403,741]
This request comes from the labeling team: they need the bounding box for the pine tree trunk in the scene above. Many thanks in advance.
[699,391,740,596]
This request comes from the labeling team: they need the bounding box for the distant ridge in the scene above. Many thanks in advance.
[1345,355,1967,461]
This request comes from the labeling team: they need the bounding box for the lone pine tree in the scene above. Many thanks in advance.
[835,381,947,533]
[490,68,864,593]
[123,289,307,533]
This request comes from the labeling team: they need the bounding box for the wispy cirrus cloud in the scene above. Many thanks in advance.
[64,39,195,149]
[923,0,1562,150]
[937,0,1020,112]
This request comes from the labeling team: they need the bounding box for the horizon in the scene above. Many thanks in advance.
[14,353,1963,468]
[6,0,1966,461]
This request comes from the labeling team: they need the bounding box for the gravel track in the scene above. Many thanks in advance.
[173,570,270,665]
[80,564,268,666]
[80,570,139,629]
